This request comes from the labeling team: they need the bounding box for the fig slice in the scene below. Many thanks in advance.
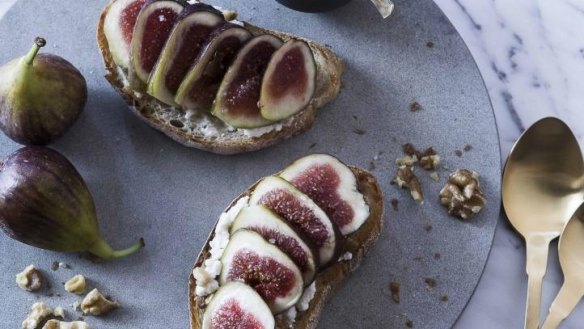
[103,0,147,68]
[175,23,252,111]
[259,40,316,121]
[280,154,370,235]
[129,0,186,88]
[147,3,224,106]
[249,176,337,267]
[231,205,317,286]
[220,230,303,314]
[212,35,284,128]
[202,281,275,329]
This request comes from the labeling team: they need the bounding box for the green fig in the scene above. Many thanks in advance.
[0,146,144,259]
[0,37,87,145]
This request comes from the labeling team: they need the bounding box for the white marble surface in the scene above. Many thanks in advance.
[434,0,584,328]
[0,0,583,328]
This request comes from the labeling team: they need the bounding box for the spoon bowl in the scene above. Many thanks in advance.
[541,203,584,329]
[502,117,584,329]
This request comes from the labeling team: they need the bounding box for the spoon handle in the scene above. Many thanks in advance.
[524,236,552,329]
[541,280,583,329]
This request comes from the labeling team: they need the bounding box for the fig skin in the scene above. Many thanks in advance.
[0,146,144,259]
[0,38,87,145]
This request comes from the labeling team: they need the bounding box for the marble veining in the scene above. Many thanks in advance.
[1,0,583,328]
[434,0,584,328]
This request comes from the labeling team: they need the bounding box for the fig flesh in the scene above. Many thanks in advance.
[175,23,252,111]
[249,176,337,267]
[147,3,224,106]
[129,0,186,89]
[0,38,87,145]
[220,230,303,314]
[231,205,317,286]
[103,0,147,68]
[280,154,370,235]
[212,35,283,128]
[202,281,275,329]
[0,147,144,259]
[259,40,316,121]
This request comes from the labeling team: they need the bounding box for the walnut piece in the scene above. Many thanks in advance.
[64,275,86,295]
[42,320,90,329]
[439,169,487,220]
[22,302,54,329]
[16,265,43,292]
[393,165,424,203]
[81,289,119,316]
[418,147,441,170]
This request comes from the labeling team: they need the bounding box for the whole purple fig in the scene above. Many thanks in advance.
[0,147,144,259]
[0,37,87,145]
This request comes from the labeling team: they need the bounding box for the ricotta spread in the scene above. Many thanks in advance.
[193,196,249,296]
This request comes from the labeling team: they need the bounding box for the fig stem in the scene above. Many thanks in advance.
[24,37,47,65]
[88,238,145,259]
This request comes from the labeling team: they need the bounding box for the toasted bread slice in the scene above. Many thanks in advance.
[97,0,344,154]
[189,166,384,329]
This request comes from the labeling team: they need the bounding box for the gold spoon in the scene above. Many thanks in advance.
[502,117,584,329]
[541,203,584,329]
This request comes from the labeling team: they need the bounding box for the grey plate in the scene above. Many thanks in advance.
[0,0,500,328]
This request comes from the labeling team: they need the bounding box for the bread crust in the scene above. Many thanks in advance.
[97,0,344,154]
[188,166,384,329]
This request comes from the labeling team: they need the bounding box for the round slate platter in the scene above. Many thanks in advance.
[0,0,500,328]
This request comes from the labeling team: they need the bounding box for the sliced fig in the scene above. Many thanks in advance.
[103,0,147,68]
[280,154,370,235]
[129,0,186,88]
[147,4,224,106]
[220,230,303,314]
[175,24,252,111]
[212,35,283,128]
[231,205,317,286]
[249,176,337,266]
[259,40,316,121]
[202,281,274,329]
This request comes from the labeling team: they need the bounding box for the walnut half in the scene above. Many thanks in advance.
[439,169,487,220]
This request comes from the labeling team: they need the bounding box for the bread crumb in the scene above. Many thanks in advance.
[405,319,414,327]
[424,277,437,288]
[440,294,449,302]
[390,281,400,303]
[409,101,422,112]
[390,198,399,211]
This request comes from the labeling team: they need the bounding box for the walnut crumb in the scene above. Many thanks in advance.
[393,166,424,203]
[405,319,414,328]
[430,172,439,181]
[439,169,487,220]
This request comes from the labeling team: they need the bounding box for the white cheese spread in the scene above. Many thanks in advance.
[296,281,316,312]
[193,196,249,296]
